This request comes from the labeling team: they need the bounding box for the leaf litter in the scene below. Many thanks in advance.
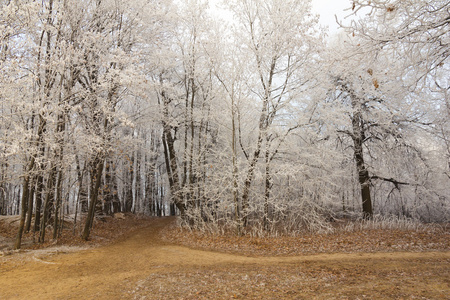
[162,221,449,257]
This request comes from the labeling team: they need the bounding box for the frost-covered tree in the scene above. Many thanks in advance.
[331,0,450,220]
[1,0,448,247]
[0,0,148,248]
[223,0,324,229]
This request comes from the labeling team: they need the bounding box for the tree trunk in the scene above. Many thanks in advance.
[231,99,240,233]
[135,149,142,214]
[14,173,31,249]
[25,179,35,232]
[52,169,63,239]
[240,79,271,228]
[104,159,119,215]
[351,96,373,219]
[263,143,271,231]
[15,112,41,248]
[125,153,134,213]
[33,168,44,233]
[82,156,104,240]
[39,163,56,243]
[160,91,185,216]
[73,159,85,235]
[241,132,263,228]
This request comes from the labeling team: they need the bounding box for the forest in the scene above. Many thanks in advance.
[0,0,449,250]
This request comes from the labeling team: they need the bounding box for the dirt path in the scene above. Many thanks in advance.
[1,217,449,299]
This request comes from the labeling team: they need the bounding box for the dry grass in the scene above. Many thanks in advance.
[162,219,450,257]
[126,259,450,299]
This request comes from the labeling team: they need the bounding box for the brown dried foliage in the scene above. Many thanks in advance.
[162,222,450,256]
[0,214,152,251]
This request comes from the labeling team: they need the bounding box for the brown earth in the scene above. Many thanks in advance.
[1,217,449,299]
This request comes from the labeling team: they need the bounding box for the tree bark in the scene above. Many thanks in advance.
[231,99,240,233]
[263,142,271,231]
[53,112,66,239]
[241,109,266,227]
[52,169,63,239]
[351,95,373,219]
[160,90,186,216]
[39,163,56,243]
[14,168,32,249]
[24,179,35,233]
[33,163,45,233]
[82,156,104,240]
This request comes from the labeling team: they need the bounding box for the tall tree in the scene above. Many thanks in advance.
[227,0,323,227]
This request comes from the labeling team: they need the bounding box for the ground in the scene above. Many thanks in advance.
[0,216,449,299]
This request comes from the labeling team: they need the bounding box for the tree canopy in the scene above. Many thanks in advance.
[0,0,448,248]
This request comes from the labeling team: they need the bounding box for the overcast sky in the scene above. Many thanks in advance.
[311,0,352,33]
[209,0,354,34]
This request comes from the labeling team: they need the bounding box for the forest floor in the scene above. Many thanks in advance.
[0,216,449,299]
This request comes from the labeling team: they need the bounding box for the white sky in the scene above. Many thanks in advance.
[209,0,355,34]
[311,0,353,33]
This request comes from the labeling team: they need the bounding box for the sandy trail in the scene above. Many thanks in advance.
[1,217,449,299]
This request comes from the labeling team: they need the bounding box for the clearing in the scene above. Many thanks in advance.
[0,217,449,299]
